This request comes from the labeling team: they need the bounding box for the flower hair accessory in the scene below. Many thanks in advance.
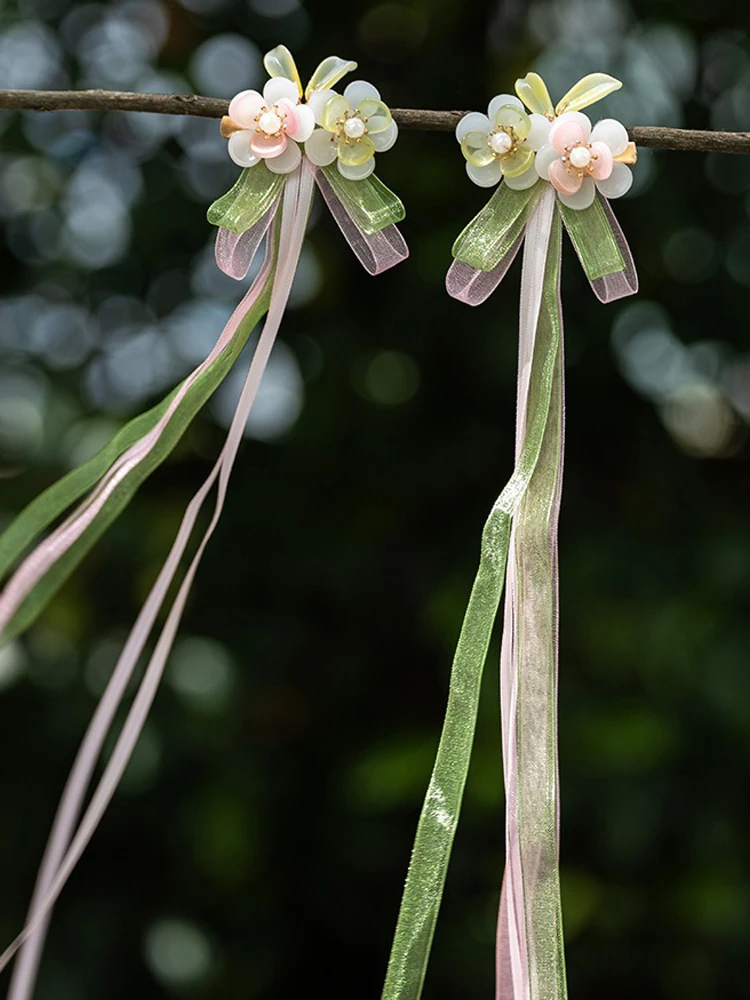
[380,73,638,1000]
[0,44,407,992]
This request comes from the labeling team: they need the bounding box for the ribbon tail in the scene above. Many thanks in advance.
[560,194,638,303]
[0,167,315,992]
[215,198,279,279]
[445,230,525,307]
[380,187,560,1000]
[314,167,408,275]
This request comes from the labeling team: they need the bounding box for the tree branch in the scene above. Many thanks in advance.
[1,89,749,154]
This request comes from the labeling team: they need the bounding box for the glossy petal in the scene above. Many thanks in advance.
[466,159,503,188]
[526,113,551,151]
[338,134,375,166]
[371,120,398,152]
[263,77,300,108]
[355,98,391,134]
[515,72,554,116]
[286,102,315,142]
[556,73,622,115]
[455,112,492,143]
[275,98,299,135]
[306,56,358,99]
[493,104,531,139]
[227,130,260,168]
[487,93,524,120]
[549,158,582,195]
[263,45,303,97]
[504,162,539,190]
[344,80,380,106]
[534,144,560,180]
[250,132,288,159]
[266,139,301,174]
[590,117,629,156]
[500,144,535,178]
[589,141,613,180]
[307,88,337,125]
[549,113,591,153]
[461,130,494,167]
[228,90,264,128]
[304,128,338,166]
[320,94,349,132]
[559,177,596,210]
[595,162,633,199]
[338,158,376,181]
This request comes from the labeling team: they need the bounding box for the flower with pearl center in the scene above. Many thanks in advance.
[304,80,399,181]
[455,94,552,189]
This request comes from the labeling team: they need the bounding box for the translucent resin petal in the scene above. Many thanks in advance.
[595,162,632,199]
[515,72,554,116]
[455,112,492,143]
[250,133,288,159]
[320,94,349,132]
[466,159,503,188]
[344,80,381,107]
[558,176,596,209]
[263,77,300,108]
[487,93,524,120]
[534,144,559,180]
[371,120,398,152]
[526,113,551,151]
[503,162,539,191]
[306,56,358,99]
[355,98,392,134]
[287,103,315,142]
[461,131,495,167]
[500,145,535,178]
[493,104,531,139]
[589,141,613,180]
[555,73,622,115]
[338,135,375,166]
[338,158,376,181]
[228,90,264,129]
[307,89,337,125]
[227,131,260,168]
[549,115,590,153]
[590,117,629,156]
[263,45,303,97]
[305,128,338,166]
[548,158,583,195]
[266,139,301,174]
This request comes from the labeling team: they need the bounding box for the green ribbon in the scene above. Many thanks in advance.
[452,183,542,273]
[319,166,405,235]
[381,210,563,1000]
[558,196,624,280]
[207,163,285,234]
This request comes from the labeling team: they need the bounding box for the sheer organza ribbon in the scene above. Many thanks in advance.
[381,181,637,1000]
[0,158,407,996]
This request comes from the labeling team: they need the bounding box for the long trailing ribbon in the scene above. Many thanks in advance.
[381,179,637,1000]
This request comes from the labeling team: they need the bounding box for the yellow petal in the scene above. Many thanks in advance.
[555,73,623,115]
[355,98,392,134]
[263,45,303,98]
[499,145,535,178]
[305,56,358,99]
[515,73,554,116]
[320,94,349,132]
[338,135,375,166]
[460,131,494,168]
[493,104,530,139]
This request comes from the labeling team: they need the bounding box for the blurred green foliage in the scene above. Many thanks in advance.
[1,0,750,997]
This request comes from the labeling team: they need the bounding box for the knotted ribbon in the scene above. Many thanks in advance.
[380,82,637,1000]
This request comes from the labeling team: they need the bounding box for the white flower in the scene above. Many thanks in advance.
[304,80,398,181]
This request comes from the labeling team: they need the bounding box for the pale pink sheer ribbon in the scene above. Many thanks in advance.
[313,169,408,275]
[0,207,278,636]
[445,233,525,307]
[1,164,315,994]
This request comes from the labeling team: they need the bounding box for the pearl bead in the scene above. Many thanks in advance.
[569,144,591,169]
[259,110,283,135]
[489,130,513,155]
[343,116,366,139]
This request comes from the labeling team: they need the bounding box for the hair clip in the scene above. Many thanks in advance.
[380,72,638,1000]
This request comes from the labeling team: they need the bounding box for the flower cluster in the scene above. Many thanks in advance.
[221,46,398,182]
[456,72,637,210]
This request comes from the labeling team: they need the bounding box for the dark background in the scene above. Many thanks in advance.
[1,0,750,997]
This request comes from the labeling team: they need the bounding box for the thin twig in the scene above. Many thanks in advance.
[1,89,749,154]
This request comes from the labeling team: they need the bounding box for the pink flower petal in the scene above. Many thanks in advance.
[250,133,288,159]
[228,90,265,129]
[589,141,613,180]
[276,98,299,136]
[549,118,587,155]
[549,158,583,195]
